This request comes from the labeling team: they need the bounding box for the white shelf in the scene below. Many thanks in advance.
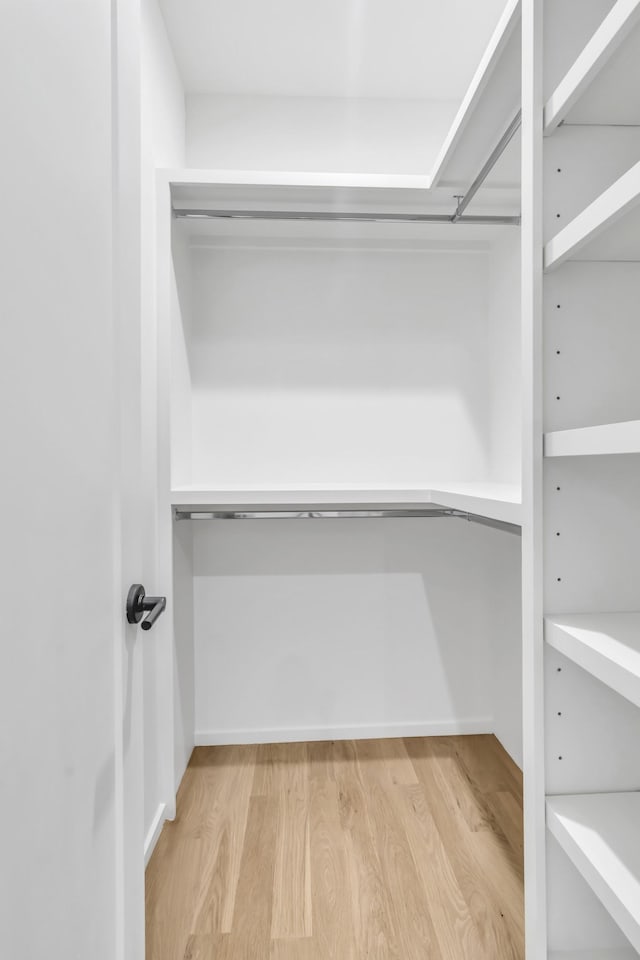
[170,482,522,526]
[544,0,640,133]
[165,3,521,215]
[547,792,640,954]
[544,420,640,457]
[549,951,639,960]
[429,0,521,190]
[545,613,640,709]
[544,161,640,270]
[427,482,522,525]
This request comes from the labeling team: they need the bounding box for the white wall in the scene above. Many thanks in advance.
[172,520,195,786]
[192,518,519,745]
[173,233,523,764]
[141,0,185,853]
[485,233,523,765]
[186,94,457,175]
[489,231,522,485]
[488,527,523,766]
[183,245,493,487]
[0,2,124,956]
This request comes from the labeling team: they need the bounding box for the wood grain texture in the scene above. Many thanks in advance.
[146,735,524,960]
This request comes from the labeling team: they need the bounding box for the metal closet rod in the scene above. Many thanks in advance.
[174,209,520,225]
[452,110,521,221]
[173,507,521,536]
[173,111,522,227]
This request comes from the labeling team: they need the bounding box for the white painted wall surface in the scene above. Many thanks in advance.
[489,231,522,484]
[142,0,185,168]
[0,1,135,955]
[172,521,195,786]
[159,0,510,102]
[192,517,520,753]
[184,247,493,487]
[141,0,185,852]
[186,94,458,174]
[488,526,523,766]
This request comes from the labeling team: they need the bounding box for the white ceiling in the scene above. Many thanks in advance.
[159,0,510,100]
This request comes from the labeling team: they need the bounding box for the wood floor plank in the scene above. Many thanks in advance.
[188,745,257,934]
[309,777,356,959]
[226,796,278,958]
[183,935,229,959]
[270,939,318,960]
[270,743,312,939]
[373,737,419,785]
[489,789,525,865]
[332,740,402,959]
[147,735,524,960]
[354,739,441,960]
[253,741,308,798]
[452,734,523,800]
[397,783,491,960]
[307,739,337,782]
[146,838,205,960]
[405,737,524,960]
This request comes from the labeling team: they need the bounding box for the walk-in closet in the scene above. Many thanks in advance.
[139,0,640,956]
[7,0,640,958]
[140,2,528,956]
[9,0,634,958]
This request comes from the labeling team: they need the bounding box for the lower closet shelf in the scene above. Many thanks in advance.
[545,613,640,709]
[547,792,640,954]
[170,482,522,525]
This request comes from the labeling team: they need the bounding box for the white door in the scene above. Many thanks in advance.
[0,2,148,958]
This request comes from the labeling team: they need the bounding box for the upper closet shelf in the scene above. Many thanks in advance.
[428,0,521,192]
[544,0,640,133]
[544,420,640,457]
[170,483,522,526]
[544,161,640,269]
[545,613,640,709]
[165,1,521,217]
[547,792,640,954]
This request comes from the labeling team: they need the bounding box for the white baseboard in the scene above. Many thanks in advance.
[144,802,167,868]
[194,717,492,746]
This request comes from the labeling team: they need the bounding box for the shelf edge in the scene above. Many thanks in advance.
[544,0,640,134]
[544,420,640,457]
[547,793,640,955]
[544,161,640,270]
[429,0,521,187]
[545,614,640,710]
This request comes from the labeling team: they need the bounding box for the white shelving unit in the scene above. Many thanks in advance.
[545,614,640,710]
[526,2,640,957]
[547,793,640,954]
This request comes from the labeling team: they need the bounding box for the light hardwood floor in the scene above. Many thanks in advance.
[146,735,524,960]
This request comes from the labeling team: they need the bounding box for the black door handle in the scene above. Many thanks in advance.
[126,584,166,632]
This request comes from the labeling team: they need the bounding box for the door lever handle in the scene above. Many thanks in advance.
[126,584,167,632]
